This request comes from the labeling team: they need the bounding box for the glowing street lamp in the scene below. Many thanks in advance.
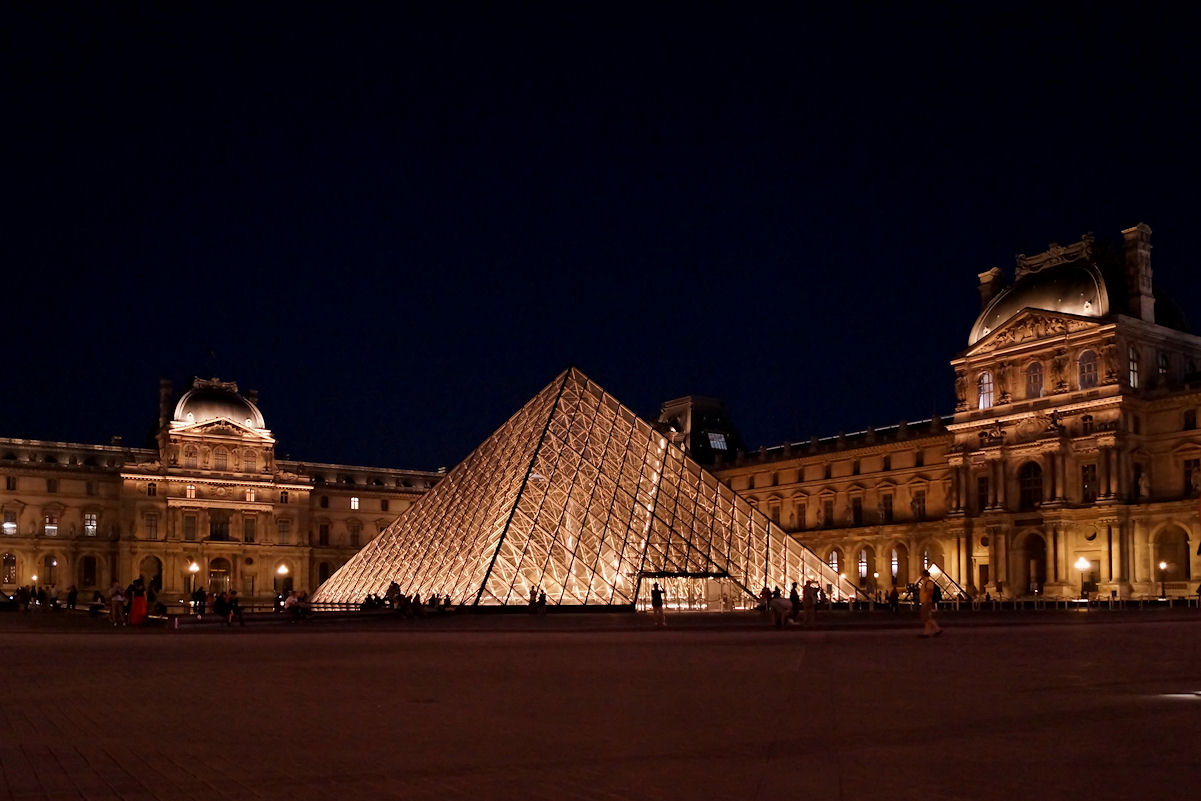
[1074,556,1090,599]
[187,561,200,594]
[1158,561,1168,600]
[276,564,289,576]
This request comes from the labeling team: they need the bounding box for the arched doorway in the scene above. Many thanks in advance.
[79,555,100,589]
[209,557,232,593]
[921,543,945,573]
[1153,525,1192,581]
[1022,532,1048,594]
[1019,462,1043,511]
[2,552,17,584]
[42,554,61,586]
[826,548,844,577]
[889,543,910,587]
[273,562,294,594]
[138,555,163,593]
[856,545,877,590]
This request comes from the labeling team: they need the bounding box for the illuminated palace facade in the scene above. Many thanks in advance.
[0,378,441,602]
[704,224,1201,600]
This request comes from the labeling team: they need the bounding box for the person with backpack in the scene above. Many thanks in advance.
[918,569,943,638]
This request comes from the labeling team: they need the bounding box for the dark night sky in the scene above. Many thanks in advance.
[5,4,1199,470]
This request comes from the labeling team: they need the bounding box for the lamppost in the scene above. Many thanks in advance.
[187,561,200,594]
[1074,556,1090,600]
[1158,561,1167,600]
[873,571,880,602]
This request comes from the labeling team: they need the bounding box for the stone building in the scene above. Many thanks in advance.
[0,378,441,605]
[709,224,1201,600]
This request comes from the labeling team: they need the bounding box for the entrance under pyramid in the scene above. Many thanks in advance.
[312,368,860,608]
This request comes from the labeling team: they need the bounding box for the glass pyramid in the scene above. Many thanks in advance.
[313,368,861,607]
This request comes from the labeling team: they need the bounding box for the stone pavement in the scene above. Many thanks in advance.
[1,607,1199,801]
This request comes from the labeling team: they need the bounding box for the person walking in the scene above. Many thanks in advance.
[650,582,666,628]
[789,581,801,623]
[108,582,127,626]
[918,569,943,638]
[802,580,819,627]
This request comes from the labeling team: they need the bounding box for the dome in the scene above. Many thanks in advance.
[174,379,265,429]
[968,261,1110,346]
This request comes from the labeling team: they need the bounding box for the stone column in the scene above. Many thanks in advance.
[1055,452,1067,502]
[950,464,961,514]
[1043,452,1055,504]
[994,460,1007,509]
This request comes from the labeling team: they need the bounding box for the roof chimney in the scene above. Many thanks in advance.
[1122,223,1154,322]
[977,267,1004,310]
[158,379,173,430]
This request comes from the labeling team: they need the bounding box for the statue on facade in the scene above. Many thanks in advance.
[1102,343,1118,382]
[1052,349,1069,391]
[1138,472,1150,501]
[954,371,967,410]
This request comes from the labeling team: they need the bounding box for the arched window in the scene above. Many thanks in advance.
[1019,462,1043,511]
[827,549,840,573]
[857,549,868,579]
[1153,526,1192,581]
[80,555,98,587]
[978,372,994,410]
[1078,350,1098,389]
[1026,363,1043,399]
[891,548,899,579]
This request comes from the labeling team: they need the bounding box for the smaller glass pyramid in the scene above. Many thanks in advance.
[313,368,861,607]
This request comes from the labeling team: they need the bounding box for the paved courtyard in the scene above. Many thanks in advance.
[1,609,1199,801]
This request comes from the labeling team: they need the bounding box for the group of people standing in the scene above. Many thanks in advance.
[10,584,79,612]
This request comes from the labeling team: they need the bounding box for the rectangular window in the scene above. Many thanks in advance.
[1185,410,1197,431]
[214,449,227,470]
[147,482,156,497]
[86,480,98,496]
[84,512,98,537]
[318,523,330,546]
[46,478,58,493]
[3,510,16,536]
[243,451,256,472]
[1129,345,1140,389]
[882,455,891,471]
[976,476,989,514]
[707,432,728,450]
[277,518,291,544]
[852,460,860,476]
[320,495,329,509]
[349,521,361,548]
[82,556,97,587]
[1081,464,1098,504]
[797,503,807,530]
[280,490,289,504]
[380,499,389,512]
[912,490,926,521]
[822,499,834,528]
[245,488,256,502]
[350,496,360,510]
[769,505,780,524]
[915,451,924,468]
[881,494,893,523]
[4,476,15,491]
[145,515,159,540]
[186,485,196,499]
[243,517,256,543]
[851,497,863,525]
[183,515,197,541]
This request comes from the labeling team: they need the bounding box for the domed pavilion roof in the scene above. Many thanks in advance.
[173,378,265,429]
[968,260,1109,346]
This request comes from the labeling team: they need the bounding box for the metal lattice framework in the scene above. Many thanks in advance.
[313,368,860,606]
